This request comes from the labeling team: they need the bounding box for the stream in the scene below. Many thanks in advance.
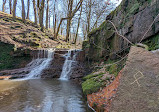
[0,79,91,112]
[0,49,92,112]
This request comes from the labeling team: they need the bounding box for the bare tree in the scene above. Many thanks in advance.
[46,0,49,29]
[9,0,12,14]
[21,0,26,22]
[86,0,92,33]
[33,0,37,25]
[74,4,82,44]
[65,0,73,42]
[37,0,45,31]
[26,0,30,19]
[53,0,57,38]
[55,0,83,40]
[2,0,7,12]
[13,0,17,19]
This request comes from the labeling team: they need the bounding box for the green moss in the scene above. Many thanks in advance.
[0,42,31,70]
[127,2,140,15]
[83,72,104,81]
[30,32,39,38]
[82,77,103,95]
[105,58,126,77]
[88,21,107,36]
[82,73,105,95]
[82,40,90,50]
[143,34,159,51]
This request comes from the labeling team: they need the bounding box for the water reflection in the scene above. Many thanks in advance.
[0,79,92,112]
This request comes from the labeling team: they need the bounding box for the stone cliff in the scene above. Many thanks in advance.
[83,0,159,61]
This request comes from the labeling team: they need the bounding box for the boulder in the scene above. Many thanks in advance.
[110,46,159,112]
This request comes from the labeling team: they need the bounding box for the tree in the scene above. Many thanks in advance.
[9,0,12,14]
[74,4,82,44]
[13,0,17,19]
[21,0,26,22]
[26,0,30,19]
[55,0,83,40]
[86,0,92,33]
[53,0,57,37]
[37,0,45,31]
[2,0,7,12]
[46,0,49,29]
[33,0,37,25]
[65,0,73,42]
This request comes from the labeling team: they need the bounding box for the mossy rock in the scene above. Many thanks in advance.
[82,73,105,95]
[82,78,103,95]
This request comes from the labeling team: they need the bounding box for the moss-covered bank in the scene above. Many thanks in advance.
[0,42,31,71]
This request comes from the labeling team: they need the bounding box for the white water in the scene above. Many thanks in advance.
[60,50,79,80]
[24,49,55,79]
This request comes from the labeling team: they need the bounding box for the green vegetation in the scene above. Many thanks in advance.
[105,58,125,77]
[82,40,90,50]
[82,73,105,95]
[143,34,159,51]
[88,21,107,36]
[126,2,140,16]
[0,42,31,70]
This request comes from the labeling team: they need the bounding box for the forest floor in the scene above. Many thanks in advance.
[0,11,81,50]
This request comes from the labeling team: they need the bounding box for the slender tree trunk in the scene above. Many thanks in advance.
[2,0,7,12]
[26,0,30,19]
[53,0,57,38]
[87,0,92,33]
[33,0,37,25]
[61,28,63,35]
[39,0,45,32]
[9,0,12,14]
[46,0,49,29]
[13,0,17,19]
[55,0,83,39]
[66,0,73,42]
[21,0,25,23]
[49,11,50,28]
[74,5,82,44]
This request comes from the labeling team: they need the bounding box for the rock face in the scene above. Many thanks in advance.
[110,46,159,112]
[41,50,86,79]
[83,0,159,61]
[0,49,86,80]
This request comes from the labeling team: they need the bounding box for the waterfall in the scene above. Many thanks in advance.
[24,49,55,79]
[59,50,79,80]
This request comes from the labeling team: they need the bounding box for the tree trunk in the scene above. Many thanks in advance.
[39,0,45,32]
[46,0,49,29]
[26,0,30,19]
[33,0,37,25]
[55,0,83,39]
[66,0,73,42]
[87,0,92,33]
[2,0,7,12]
[49,11,50,28]
[13,0,17,19]
[9,0,12,14]
[21,0,25,23]
[53,0,57,38]
[74,5,82,44]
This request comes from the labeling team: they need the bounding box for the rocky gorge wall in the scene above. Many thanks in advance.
[0,47,86,80]
[83,0,159,61]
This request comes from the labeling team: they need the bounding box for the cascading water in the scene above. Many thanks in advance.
[59,50,79,80]
[24,49,55,79]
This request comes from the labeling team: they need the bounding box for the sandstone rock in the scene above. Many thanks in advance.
[110,46,159,112]
[84,0,159,61]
